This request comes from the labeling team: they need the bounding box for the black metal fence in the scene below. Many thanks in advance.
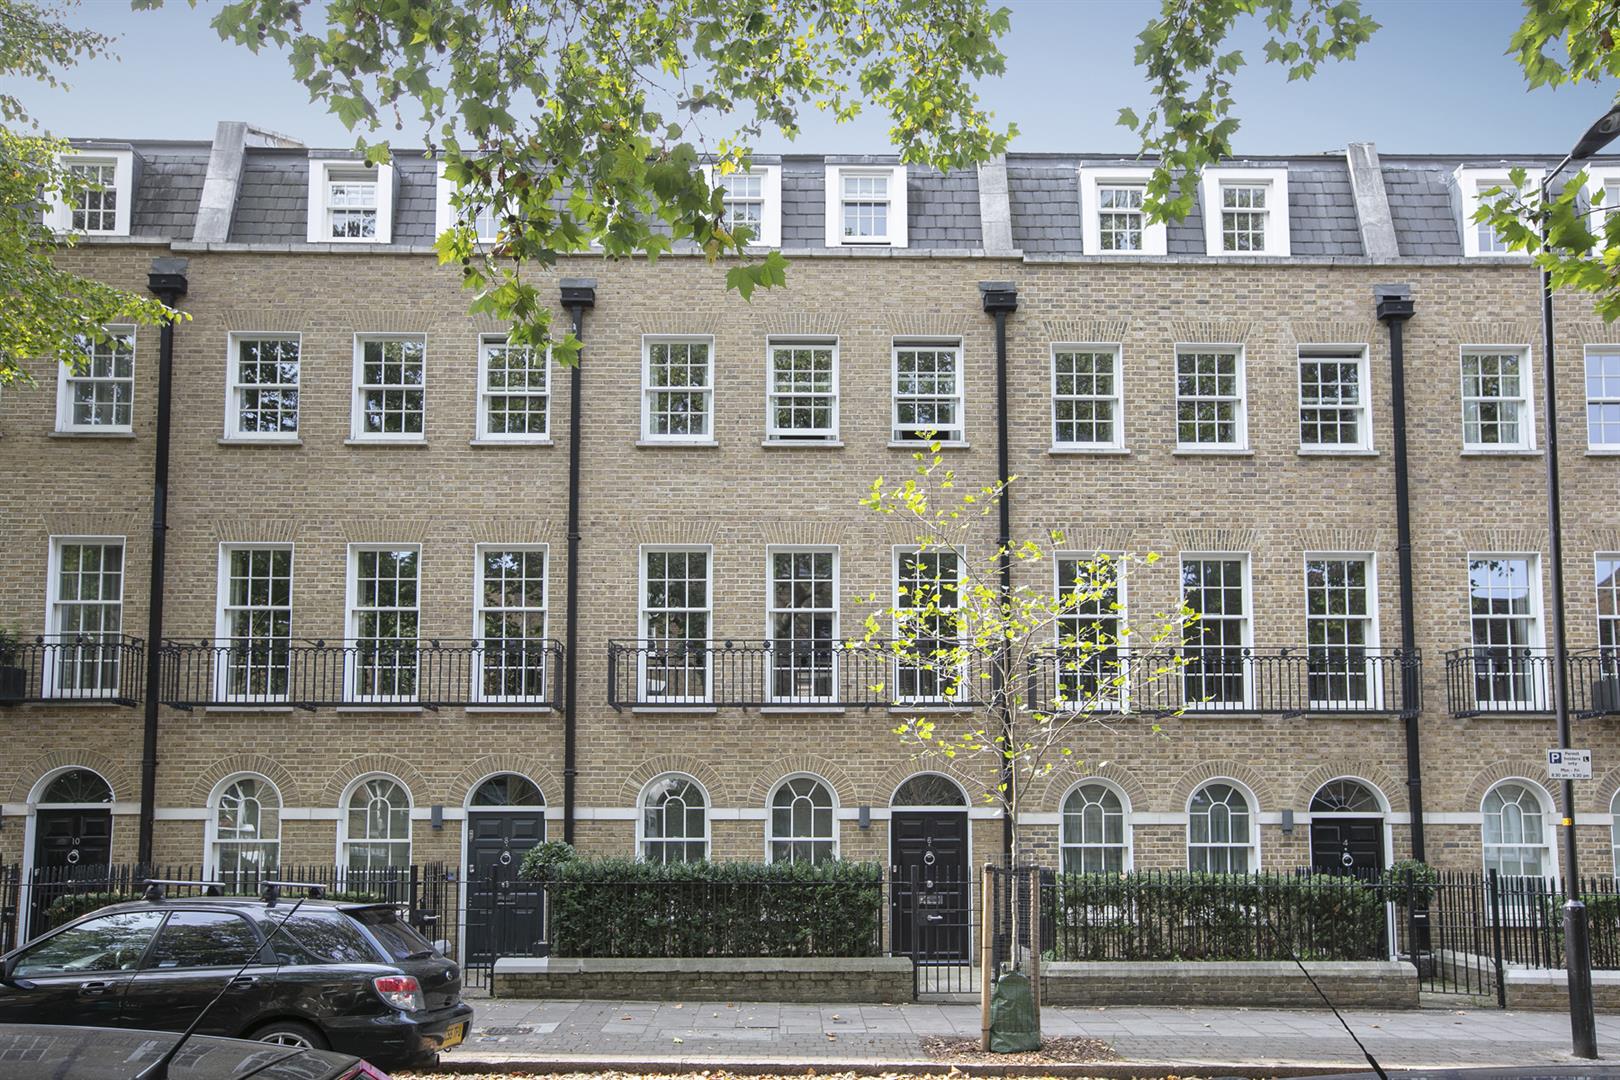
[158,639,564,709]
[0,635,145,706]
[1444,648,1620,717]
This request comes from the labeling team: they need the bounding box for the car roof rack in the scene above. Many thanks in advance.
[141,879,228,901]
[260,880,327,905]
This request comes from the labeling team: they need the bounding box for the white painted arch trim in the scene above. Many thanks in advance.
[334,771,414,869]
[635,771,711,861]
[1186,775,1264,872]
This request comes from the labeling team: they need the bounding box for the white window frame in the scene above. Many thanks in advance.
[1460,345,1536,452]
[1186,778,1261,873]
[47,149,135,236]
[765,773,840,863]
[205,772,283,884]
[1174,344,1248,451]
[476,335,550,443]
[1077,167,1166,256]
[350,334,427,442]
[1585,346,1620,452]
[433,160,501,243]
[1059,778,1133,874]
[1052,551,1128,712]
[892,544,965,705]
[765,338,839,442]
[638,544,713,704]
[1585,166,1620,256]
[1597,553,1620,654]
[1180,552,1254,710]
[1467,552,1547,711]
[56,327,136,434]
[892,338,966,444]
[824,165,908,247]
[1455,166,1542,258]
[640,335,715,443]
[307,158,395,244]
[1481,778,1556,882]
[337,772,413,874]
[1200,168,1290,256]
[214,543,295,704]
[472,543,550,705]
[1303,552,1382,710]
[43,535,127,699]
[1297,345,1373,453]
[765,545,840,704]
[637,772,711,863]
[224,333,301,441]
[702,164,782,248]
[1051,343,1124,450]
[344,544,422,704]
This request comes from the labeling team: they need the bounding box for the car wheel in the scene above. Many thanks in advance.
[250,1019,329,1050]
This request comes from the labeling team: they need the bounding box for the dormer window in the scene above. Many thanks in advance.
[1079,167,1166,255]
[307,159,395,244]
[1455,166,1542,258]
[1200,168,1290,256]
[824,165,908,247]
[434,161,503,243]
[702,164,782,247]
[48,149,135,236]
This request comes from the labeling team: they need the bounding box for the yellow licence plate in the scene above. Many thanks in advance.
[441,1023,466,1050]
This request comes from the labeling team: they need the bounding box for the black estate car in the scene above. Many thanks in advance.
[0,1023,386,1079]
[0,893,472,1068]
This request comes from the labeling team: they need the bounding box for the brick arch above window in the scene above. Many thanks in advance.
[1168,760,1275,813]
[620,756,728,806]
[1595,766,1620,814]
[1034,763,1151,814]
[1464,759,1559,811]
[190,755,302,807]
[9,751,135,805]
[320,754,430,806]
[1294,761,1406,815]
[450,755,561,808]
[746,756,858,808]
[869,758,983,810]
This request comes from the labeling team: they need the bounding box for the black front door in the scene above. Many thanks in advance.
[30,808,114,936]
[1310,816,1385,875]
[890,810,970,961]
[464,810,546,967]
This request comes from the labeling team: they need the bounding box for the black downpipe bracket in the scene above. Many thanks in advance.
[559,279,596,846]
[137,258,188,868]
[980,282,1019,859]
[1374,284,1424,863]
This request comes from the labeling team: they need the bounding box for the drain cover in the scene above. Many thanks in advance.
[479,1026,532,1036]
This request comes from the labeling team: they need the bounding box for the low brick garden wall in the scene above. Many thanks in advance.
[493,956,916,1002]
[1502,967,1620,1010]
[1041,960,1419,1009]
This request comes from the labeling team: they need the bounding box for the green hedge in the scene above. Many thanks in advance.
[542,858,884,958]
[1049,872,1387,962]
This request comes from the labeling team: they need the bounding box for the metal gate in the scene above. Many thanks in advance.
[463,862,548,988]
[1392,870,1505,1003]
[893,864,975,995]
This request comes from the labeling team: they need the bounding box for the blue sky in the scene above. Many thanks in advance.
[8,0,1618,153]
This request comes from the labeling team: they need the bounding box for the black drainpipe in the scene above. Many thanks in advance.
[137,257,188,868]
[559,278,596,846]
[1374,283,1424,862]
[980,281,1019,859]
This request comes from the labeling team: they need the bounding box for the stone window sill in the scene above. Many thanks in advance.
[203,705,296,713]
[762,440,844,449]
[50,429,136,439]
[469,438,553,447]
[630,705,718,714]
[636,439,719,448]
[1297,447,1378,457]
[334,705,425,714]
[888,440,970,450]
[1460,448,1542,458]
[759,705,848,715]
[1173,447,1254,457]
[343,438,428,447]
[1049,446,1130,456]
[464,705,556,714]
[219,436,302,446]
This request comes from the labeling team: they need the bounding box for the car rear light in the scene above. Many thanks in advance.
[372,974,423,1011]
[337,1063,393,1080]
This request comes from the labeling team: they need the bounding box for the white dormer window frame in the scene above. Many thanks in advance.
[1455,166,1543,258]
[433,160,501,243]
[1200,167,1291,257]
[1078,167,1166,256]
[1585,166,1620,255]
[47,149,135,236]
[307,158,395,244]
[824,165,908,248]
[702,164,782,248]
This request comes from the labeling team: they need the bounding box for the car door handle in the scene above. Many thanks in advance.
[78,980,115,996]
[228,975,260,988]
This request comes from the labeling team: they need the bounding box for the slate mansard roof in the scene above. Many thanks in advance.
[65,131,1620,261]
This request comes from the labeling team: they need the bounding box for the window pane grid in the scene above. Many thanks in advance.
[769,777,835,864]
[345,777,410,873]
[232,337,300,435]
[1599,557,1620,655]
[51,541,125,695]
[768,344,837,438]
[1188,782,1252,873]
[214,777,281,889]
[1053,349,1120,446]
[1587,351,1620,448]
[1483,783,1547,878]
[358,338,425,436]
[642,775,708,863]
[720,173,764,234]
[1462,350,1527,448]
[352,548,419,700]
[841,173,890,239]
[1469,556,1540,707]
[222,547,293,701]
[480,339,549,438]
[327,179,378,239]
[642,549,710,702]
[1220,184,1268,252]
[896,550,962,702]
[1061,783,1127,874]
[69,162,117,232]
[477,548,548,701]
[1055,556,1123,708]
[770,551,837,701]
[1176,350,1242,446]
[1182,558,1248,705]
[1299,355,1365,448]
[894,345,963,440]
[1097,185,1144,251]
[1306,557,1374,706]
[64,332,135,430]
[644,340,712,438]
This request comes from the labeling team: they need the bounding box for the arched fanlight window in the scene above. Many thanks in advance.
[1061,782,1128,874]
[1188,781,1256,873]
[213,776,281,888]
[342,776,411,874]
[1309,779,1382,814]
[1483,780,1551,879]
[891,773,967,807]
[40,768,112,804]
[471,774,545,807]
[639,774,708,863]
[769,776,836,863]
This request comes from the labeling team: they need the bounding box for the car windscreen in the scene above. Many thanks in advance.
[348,907,438,961]
[263,910,383,965]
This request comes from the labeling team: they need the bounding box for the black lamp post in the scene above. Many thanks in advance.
[1538,103,1620,1060]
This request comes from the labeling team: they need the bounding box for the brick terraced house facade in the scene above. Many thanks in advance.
[6,121,1620,948]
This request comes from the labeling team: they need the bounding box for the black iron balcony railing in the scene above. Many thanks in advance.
[1445,648,1620,718]
[158,638,563,710]
[0,634,145,706]
[1030,646,1421,717]
[607,638,996,709]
